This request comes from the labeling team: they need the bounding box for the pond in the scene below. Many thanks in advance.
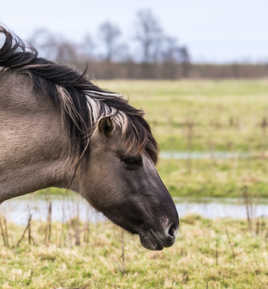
[0,196,267,225]
[160,151,252,160]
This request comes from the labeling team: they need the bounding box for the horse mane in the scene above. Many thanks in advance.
[0,26,158,163]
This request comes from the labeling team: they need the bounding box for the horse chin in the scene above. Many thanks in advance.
[139,231,164,251]
[100,212,166,250]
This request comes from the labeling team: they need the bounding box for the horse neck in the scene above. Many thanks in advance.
[0,73,75,202]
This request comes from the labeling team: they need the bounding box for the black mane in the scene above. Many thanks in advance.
[0,26,158,163]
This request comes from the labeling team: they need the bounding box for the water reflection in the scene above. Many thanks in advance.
[0,196,267,225]
[160,151,252,160]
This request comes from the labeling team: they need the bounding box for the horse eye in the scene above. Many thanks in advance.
[120,155,143,169]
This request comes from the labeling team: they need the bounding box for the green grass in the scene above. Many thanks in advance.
[158,157,268,198]
[98,79,268,152]
[0,216,267,289]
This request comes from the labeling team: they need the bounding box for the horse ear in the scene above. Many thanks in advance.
[98,116,114,137]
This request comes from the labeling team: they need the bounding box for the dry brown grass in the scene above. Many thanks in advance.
[0,215,267,289]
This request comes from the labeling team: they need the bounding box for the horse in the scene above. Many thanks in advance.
[0,27,178,250]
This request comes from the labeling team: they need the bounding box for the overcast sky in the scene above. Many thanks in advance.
[1,0,268,63]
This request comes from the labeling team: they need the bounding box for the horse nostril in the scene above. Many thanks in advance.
[167,223,177,238]
[162,223,177,247]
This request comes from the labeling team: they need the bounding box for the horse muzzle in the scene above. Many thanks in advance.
[139,222,178,250]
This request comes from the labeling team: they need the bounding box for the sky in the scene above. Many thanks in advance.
[1,0,268,63]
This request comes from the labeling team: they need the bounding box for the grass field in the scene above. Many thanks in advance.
[158,157,268,198]
[98,79,268,152]
[0,216,267,289]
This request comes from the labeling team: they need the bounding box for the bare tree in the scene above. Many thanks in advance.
[80,33,96,60]
[161,37,180,61]
[98,21,124,62]
[26,14,193,79]
[28,28,58,60]
[55,41,78,64]
[28,29,78,63]
[160,37,180,78]
[135,9,163,63]
[161,37,191,78]
[179,45,191,77]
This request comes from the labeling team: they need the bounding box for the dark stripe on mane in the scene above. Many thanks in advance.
[0,27,158,163]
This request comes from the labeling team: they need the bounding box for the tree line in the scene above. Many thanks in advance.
[28,9,268,79]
